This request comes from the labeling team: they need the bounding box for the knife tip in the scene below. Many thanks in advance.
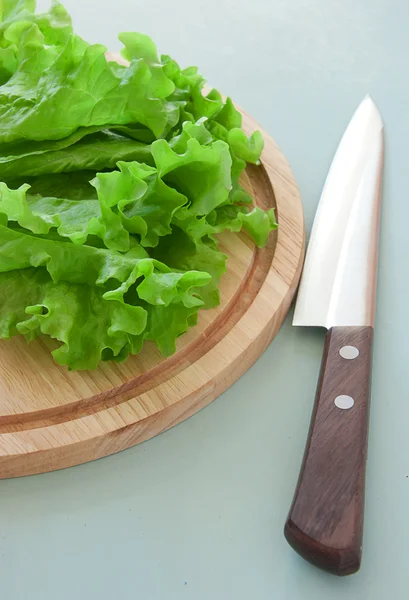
[358,95,384,130]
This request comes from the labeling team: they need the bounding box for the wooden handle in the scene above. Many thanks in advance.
[284,326,374,576]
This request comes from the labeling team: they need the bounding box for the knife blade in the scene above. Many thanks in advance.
[284,97,384,576]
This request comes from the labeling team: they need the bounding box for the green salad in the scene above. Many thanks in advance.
[0,0,277,370]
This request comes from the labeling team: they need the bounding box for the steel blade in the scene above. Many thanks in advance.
[293,96,384,328]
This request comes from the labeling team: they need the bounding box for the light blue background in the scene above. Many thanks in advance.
[2,0,409,598]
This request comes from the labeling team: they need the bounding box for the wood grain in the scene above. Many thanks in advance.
[0,99,304,478]
[284,326,374,576]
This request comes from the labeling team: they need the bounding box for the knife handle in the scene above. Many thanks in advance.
[284,326,373,576]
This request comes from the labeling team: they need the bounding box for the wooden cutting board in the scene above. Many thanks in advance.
[0,108,304,478]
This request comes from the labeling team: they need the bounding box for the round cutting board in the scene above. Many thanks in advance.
[0,108,304,478]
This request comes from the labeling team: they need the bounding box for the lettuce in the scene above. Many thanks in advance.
[0,1,72,84]
[0,0,277,369]
[0,130,153,178]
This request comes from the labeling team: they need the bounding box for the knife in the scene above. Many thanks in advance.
[284,96,384,576]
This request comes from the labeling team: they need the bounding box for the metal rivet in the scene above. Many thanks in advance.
[334,395,355,410]
[339,345,359,360]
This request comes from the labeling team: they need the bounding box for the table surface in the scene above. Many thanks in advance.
[3,0,409,598]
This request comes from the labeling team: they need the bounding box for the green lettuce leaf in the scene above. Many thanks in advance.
[12,171,98,200]
[93,161,187,248]
[0,1,72,84]
[0,268,148,369]
[0,1,72,45]
[209,205,277,248]
[0,228,212,369]
[0,180,130,250]
[152,137,232,215]
[0,267,209,368]
[110,124,156,144]
[143,304,199,356]
[151,227,228,309]
[0,28,178,143]
[0,129,154,179]
[0,224,211,303]
[0,1,275,370]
